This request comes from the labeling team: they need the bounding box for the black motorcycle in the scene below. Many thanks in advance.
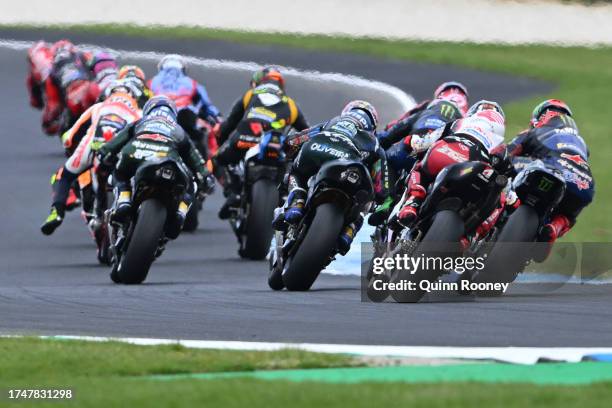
[108,157,192,284]
[177,109,213,232]
[269,159,375,291]
[471,158,566,291]
[372,161,507,303]
[228,131,286,260]
[89,165,115,265]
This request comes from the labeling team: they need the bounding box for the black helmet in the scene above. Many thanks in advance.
[142,95,178,120]
[341,100,379,131]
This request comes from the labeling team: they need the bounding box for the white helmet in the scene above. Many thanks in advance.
[467,100,505,120]
[157,54,187,74]
[453,104,506,152]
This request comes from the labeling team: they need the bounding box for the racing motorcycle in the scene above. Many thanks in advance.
[371,160,508,302]
[177,110,214,232]
[269,159,375,291]
[471,158,566,291]
[108,157,193,284]
[88,163,115,265]
[227,131,286,260]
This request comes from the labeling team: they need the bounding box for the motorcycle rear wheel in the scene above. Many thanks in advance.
[282,202,345,291]
[240,179,279,260]
[472,205,539,295]
[117,199,167,284]
[391,210,465,303]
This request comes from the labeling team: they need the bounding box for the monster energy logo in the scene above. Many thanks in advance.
[440,103,457,118]
[538,177,554,192]
[559,114,577,128]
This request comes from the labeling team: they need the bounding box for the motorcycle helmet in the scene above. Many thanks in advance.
[158,54,187,74]
[530,99,573,128]
[341,100,379,131]
[250,66,285,90]
[142,95,178,120]
[434,81,469,115]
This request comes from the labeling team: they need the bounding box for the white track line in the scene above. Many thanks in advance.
[5,335,611,365]
[0,39,415,111]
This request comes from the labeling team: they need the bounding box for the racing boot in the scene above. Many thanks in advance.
[65,187,81,211]
[338,216,364,255]
[218,193,240,220]
[166,201,190,240]
[284,188,307,224]
[396,184,426,227]
[50,168,80,211]
[368,196,394,226]
[218,166,241,220]
[272,207,288,231]
[40,204,65,235]
[111,189,133,224]
[533,214,571,263]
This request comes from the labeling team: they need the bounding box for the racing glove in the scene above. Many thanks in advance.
[490,144,515,176]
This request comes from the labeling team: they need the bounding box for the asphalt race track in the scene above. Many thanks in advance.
[2,31,612,347]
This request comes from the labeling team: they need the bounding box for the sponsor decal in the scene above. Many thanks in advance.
[561,167,591,190]
[132,140,170,151]
[254,106,277,118]
[481,168,494,179]
[460,166,473,176]
[136,133,169,143]
[424,118,446,129]
[554,127,579,135]
[558,159,593,181]
[331,119,359,136]
[437,144,468,162]
[538,177,554,192]
[271,119,287,129]
[236,140,258,149]
[440,103,457,118]
[560,153,587,167]
[310,143,350,159]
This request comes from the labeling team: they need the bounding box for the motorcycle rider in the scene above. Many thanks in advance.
[378,81,469,151]
[26,41,53,110]
[213,66,309,219]
[396,100,510,226]
[96,95,214,239]
[86,51,118,94]
[507,99,594,248]
[42,40,100,136]
[148,54,221,158]
[97,65,152,108]
[279,100,389,254]
[117,65,152,106]
[41,80,144,235]
[371,81,469,224]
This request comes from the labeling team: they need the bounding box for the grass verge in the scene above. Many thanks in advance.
[1,337,612,407]
[3,24,611,241]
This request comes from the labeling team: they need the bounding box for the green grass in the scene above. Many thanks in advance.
[1,337,612,407]
[3,24,610,241]
[0,337,357,381]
